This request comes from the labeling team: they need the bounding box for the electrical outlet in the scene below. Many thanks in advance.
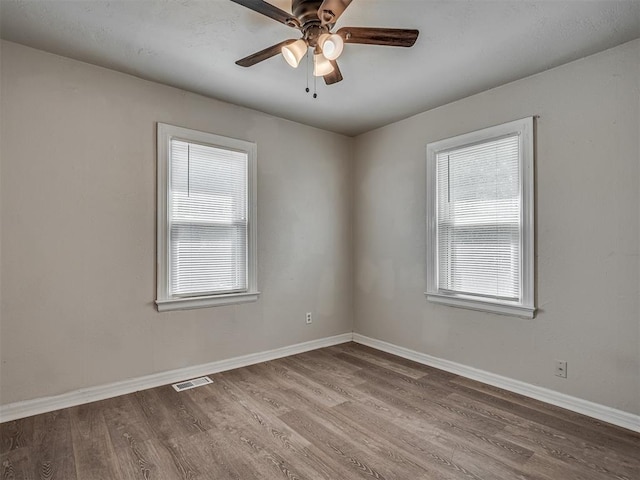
[555,360,567,378]
[305,312,312,324]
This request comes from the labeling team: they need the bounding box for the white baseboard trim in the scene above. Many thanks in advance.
[0,332,353,423]
[4,331,638,433]
[353,333,640,433]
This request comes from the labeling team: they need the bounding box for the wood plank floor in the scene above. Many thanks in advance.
[2,342,639,479]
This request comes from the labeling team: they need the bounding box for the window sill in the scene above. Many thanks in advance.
[156,291,260,312]
[425,292,535,319]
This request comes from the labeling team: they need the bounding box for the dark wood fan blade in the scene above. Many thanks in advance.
[230,0,299,28]
[323,60,343,85]
[236,40,296,67]
[318,0,353,25]
[336,27,419,47]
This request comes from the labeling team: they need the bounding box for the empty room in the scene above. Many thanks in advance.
[1,0,639,478]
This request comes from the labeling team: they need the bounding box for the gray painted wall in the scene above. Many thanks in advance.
[0,41,354,405]
[353,39,640,414]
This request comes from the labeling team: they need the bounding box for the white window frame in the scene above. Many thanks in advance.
[156,123,259,312]
[425,117,535,318]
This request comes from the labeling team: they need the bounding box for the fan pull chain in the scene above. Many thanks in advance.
[313,69,318,99]
[306,51,316,99]
[305,49,310,93]
[302,49,317,99]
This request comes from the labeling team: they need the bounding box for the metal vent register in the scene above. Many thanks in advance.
[172,376,213,392]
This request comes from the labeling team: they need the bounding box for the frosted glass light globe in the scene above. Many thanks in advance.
[318,33,344,61]
[282,39,307,68]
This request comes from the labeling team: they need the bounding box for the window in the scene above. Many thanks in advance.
[156,123,258,312]
[426,117,535,318]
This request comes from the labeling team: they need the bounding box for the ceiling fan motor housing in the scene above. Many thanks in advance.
[293,0,336,41]
[292,0,325,25]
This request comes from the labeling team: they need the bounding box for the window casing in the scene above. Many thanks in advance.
[156,123,258,312]
[426,118,535,318]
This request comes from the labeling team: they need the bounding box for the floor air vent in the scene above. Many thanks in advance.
[172,376,213,392]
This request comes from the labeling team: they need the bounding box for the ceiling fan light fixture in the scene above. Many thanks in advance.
[313,53,334,76]
[318,33,344,61]
[232,0,420,86]
[282,39,307,68]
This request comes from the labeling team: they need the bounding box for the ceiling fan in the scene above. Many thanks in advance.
[231,0,419,85]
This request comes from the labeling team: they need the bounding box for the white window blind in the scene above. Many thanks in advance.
[169,140,248,297]
[436,135,521,301]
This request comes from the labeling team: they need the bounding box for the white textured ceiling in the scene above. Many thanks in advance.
[1,0,639,136]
